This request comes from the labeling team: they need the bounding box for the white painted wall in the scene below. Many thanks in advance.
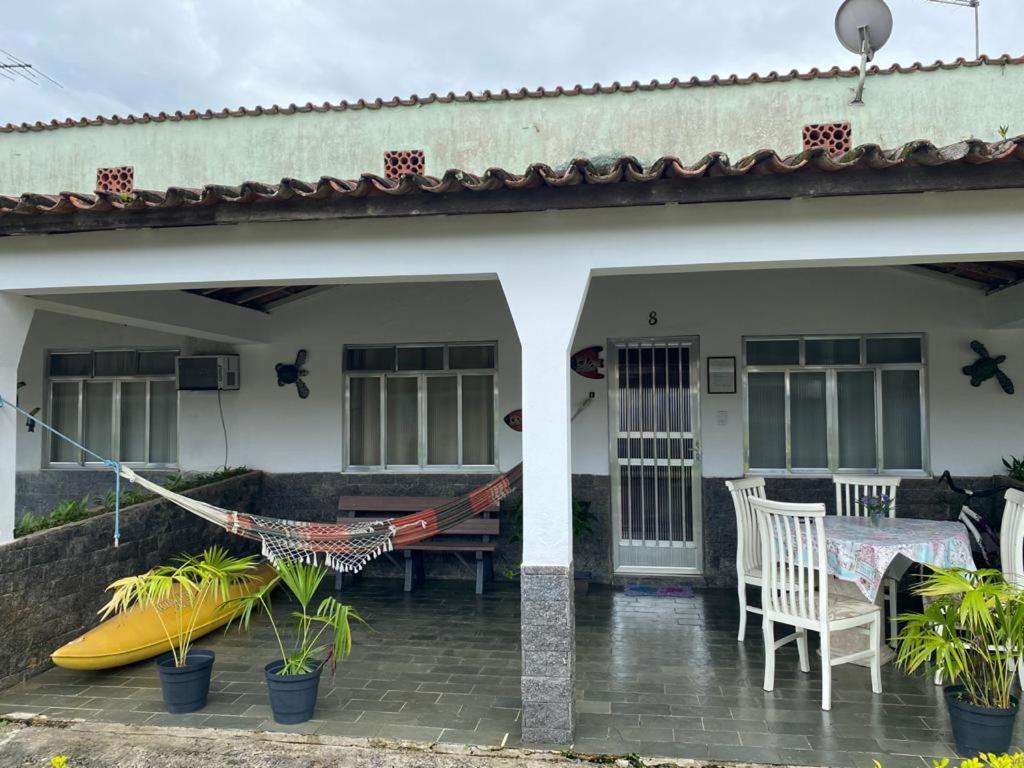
[15,267,1023,480]
[572,267,1024,478]
[17,283,522,474]
[178,281,521,473]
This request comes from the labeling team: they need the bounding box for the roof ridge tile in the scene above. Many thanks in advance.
[3,54,1021,134]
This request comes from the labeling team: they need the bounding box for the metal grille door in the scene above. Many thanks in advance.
[610,338,702,574]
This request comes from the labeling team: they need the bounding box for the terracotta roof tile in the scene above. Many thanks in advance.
[2,54,1021,134]
[2,137,1022,219]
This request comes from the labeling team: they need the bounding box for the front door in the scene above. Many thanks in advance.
[609,337,702,574]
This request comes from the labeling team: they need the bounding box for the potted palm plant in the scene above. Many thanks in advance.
[228,558,368,724]
[896,567,1024,756]
[100,547,256,714]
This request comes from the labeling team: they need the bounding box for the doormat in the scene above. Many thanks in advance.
[623,584,695,598]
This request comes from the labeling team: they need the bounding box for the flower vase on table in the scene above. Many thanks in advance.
[859,494,892,527]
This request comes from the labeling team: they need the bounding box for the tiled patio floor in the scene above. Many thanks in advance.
[1,580,1019,765]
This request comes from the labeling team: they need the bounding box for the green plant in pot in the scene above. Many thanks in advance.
[896,567,1024,756]
[1004,456,1024,483]
[227,558,369,724]
[100,547,257,714]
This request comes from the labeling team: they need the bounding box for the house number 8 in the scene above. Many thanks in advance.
[648,311,658,326]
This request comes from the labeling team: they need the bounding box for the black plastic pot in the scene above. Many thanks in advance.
[264,660,323,724]
[156,649,215,714]
[945,685,1019,756]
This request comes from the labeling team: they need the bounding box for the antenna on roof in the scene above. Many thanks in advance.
[925,0,980,59]
[0,49,63,88]
[835,0,894,106]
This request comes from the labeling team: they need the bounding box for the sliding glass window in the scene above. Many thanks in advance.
[344,343,497,470]
[743,335,926,474]
[47,349,179,467]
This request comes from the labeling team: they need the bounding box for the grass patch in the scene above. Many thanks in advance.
[14,467,249,538]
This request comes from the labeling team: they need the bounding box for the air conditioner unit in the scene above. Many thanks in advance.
[176,355,240,391]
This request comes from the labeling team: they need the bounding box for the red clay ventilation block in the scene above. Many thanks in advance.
[383,150,425,179]
[95,166,135,194]
[802,123,853,156]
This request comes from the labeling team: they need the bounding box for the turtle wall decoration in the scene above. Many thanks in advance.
[963,340,1014,394]
[276,350,310,399]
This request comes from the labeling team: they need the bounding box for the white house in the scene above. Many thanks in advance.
[1,54,1024,742]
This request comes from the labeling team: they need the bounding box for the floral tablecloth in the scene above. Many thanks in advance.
[823,517,975,601]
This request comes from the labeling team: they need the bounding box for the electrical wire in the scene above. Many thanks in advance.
[216,387,229,470]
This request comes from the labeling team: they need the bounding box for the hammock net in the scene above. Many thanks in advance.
[119,463,522,574]
[0,393,523,575]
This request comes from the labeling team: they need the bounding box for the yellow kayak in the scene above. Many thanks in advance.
[51,562,277,670]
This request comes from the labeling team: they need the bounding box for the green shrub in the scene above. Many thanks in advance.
[877,753,1024,768]
[13,467,250,538]
[1003,455,1024,482]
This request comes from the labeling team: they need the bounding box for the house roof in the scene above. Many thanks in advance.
[2,136,1023,228]
[2,54,1021,135]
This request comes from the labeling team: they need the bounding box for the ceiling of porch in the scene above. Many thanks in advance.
[186,285,323,312]
[914,261,1024,294]
[191,260,1024,314]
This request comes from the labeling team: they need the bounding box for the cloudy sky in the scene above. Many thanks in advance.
[2,0,1020,126]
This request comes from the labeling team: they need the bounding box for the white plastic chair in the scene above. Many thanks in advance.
[751,496,883,710]
[726,477,766,642]
[834,475,901,646]
[934,488,1024,686]
[1001,488,1024,588]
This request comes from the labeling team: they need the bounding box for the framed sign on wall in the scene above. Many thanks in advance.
[707,356,737,394]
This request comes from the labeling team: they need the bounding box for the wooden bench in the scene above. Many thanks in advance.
[335,495,500,594]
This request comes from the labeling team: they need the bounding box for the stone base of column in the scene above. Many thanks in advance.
[520,564,576,744]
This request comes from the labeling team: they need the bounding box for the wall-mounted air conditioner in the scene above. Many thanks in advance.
[176,355,240,391]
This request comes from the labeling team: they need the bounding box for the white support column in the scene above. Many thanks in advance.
[0,294,36,543]
[500,263,590,745]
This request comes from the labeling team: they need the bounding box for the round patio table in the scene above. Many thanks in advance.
[823,516,975,665]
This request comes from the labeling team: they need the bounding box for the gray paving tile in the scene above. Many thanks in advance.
[876,738,959,758]
[201,715,265,730]
[779,748,858,767]
[16,579,1018,763]
[707,744,783,763]
[144,713,210,727]
[316,721,384,738]
[850,752,930,768]
[254,719,319,734]
[674,729,741,746]
[739,731,813,748]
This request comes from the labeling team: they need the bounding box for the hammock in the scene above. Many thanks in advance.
[118,463,522,573]
[0,394,521,574]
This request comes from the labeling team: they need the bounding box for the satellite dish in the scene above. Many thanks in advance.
[834,0,894,105]
[835,0,893,57]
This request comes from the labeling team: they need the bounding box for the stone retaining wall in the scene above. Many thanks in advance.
[0,471,262,690]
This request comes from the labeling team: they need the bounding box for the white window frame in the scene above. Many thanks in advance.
[742,333,929,476]
[45,347,180,469]
[343,342,499,472]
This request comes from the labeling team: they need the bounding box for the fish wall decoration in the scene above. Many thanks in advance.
[503,409,523,432]
[571,346,605,379]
